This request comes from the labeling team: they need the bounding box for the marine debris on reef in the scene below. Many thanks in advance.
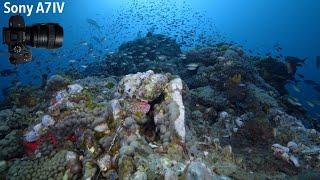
[1,34,320,179]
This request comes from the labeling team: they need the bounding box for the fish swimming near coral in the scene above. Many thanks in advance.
[285,56,306,75]
[286,63,294,74]
[291,84,301,93]
[310,99,320,106]
[179,54,187,60]
[186,63,200,70]
[306,101,315,108]
[286,56,306,65]
[157,55,167,61]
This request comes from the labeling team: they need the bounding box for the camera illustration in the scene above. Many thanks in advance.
[2,15,63,64]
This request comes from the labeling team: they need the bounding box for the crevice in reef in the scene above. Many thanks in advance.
[140,116,157,142]
[148,93,165,115]
[141,93,165,142]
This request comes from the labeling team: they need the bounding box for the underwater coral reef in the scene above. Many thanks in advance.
[0,34,320,179]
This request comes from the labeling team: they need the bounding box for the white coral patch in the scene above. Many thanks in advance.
[41,115,55,127]
[94,123,108,133]
[97,154,111,171]
[219,111,229,119]
[67,84,83,94]
[32,123,43,133]
[55,90,67,104]
[272,143,290,153]
[120,70,154,98]
[110,99,121,120]
[65,151,78,162]
[289,155,300,167]
[24,130,39,142]
[169,78,186,143]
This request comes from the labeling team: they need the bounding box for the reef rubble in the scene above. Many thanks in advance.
[1,34,320,179]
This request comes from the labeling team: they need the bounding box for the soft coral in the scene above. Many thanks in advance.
[23,132,57,155]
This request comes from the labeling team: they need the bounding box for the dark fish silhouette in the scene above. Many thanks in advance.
[0,50,8,56]
[304,80,319,86]
[313,85,320,92]
[0,69,17,77]
[286,56,306,64]
[92,36,101,43]
[285,56,306,75]
[297,74,304,78]
[87,18,101,29]
[316,56,320,70]
[50,52,58,56]
[41,74,48,89]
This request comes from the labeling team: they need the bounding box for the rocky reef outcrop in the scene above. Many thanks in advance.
[1,34,320,179]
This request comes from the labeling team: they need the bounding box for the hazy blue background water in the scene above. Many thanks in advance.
[1,0,320,119]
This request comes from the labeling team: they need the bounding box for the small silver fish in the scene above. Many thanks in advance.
[179,54,187,60]
[292,85,301,93]
[80,41,88,46]
[186,63,200,71]
[306,101,315,108]
[158,55,167,61]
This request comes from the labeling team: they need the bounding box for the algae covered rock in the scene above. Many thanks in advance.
[83,160,97,180]
[118,156,135,180]
[185,161,213,180]
[117,70,169,101]
[247,83,278,107]
[233,114,274,146]
[0,130,24,160]
[0,125,10,139]
[45,75,70,95]
[7,150,69,180]
[116,71,186,143]
[224,49,240,61]
[190,86,228,109]
[0,160,8,179]
[147,154,186,178]
[132,170,148,180]
[152,77,186,143]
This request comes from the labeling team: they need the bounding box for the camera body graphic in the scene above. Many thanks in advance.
[2,15,63,64]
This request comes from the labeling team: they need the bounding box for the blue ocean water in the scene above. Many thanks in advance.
[1,0,320,120]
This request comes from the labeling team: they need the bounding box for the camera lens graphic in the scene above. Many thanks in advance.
[26,23,63,49]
